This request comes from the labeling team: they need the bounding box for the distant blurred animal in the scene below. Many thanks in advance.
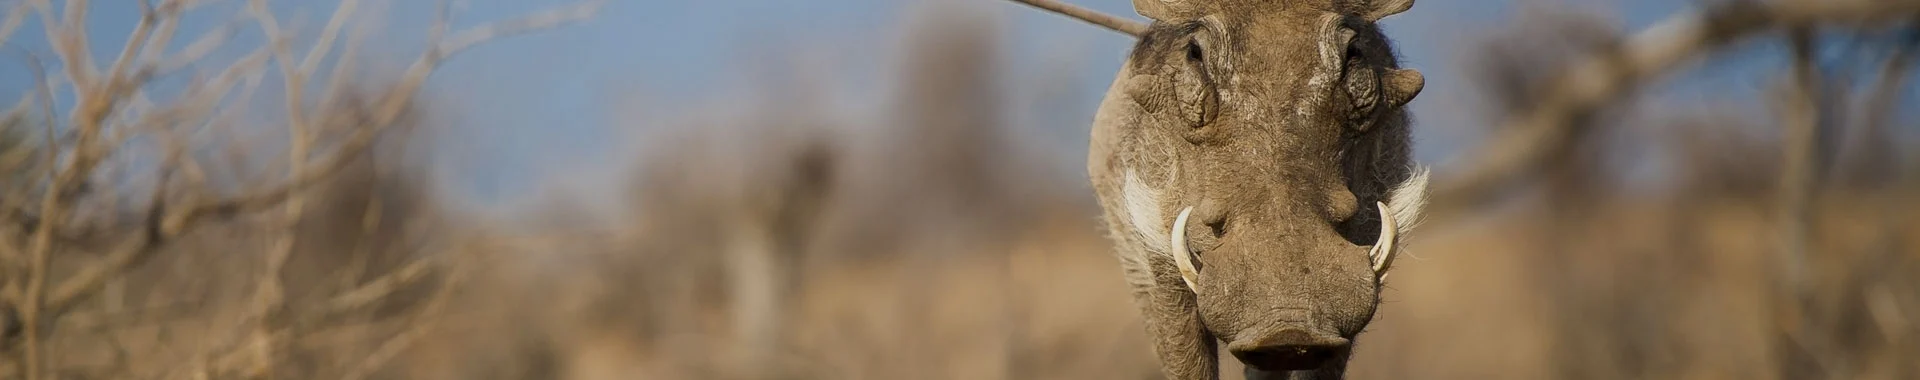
[1005,1,1428,378]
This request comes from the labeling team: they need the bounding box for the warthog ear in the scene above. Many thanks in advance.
[1358,0,1415,22]
[1383,68,1425,108]
[1134,0,1202,21]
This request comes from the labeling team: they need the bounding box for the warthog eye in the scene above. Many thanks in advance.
[1174,35,1219,129]
[1186,38,1204,62]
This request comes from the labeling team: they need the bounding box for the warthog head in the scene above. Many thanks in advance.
[1013,0,1429,377]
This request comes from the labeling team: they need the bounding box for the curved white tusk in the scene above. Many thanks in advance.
[1370,201,1399,280]
[1170,206,1202,292]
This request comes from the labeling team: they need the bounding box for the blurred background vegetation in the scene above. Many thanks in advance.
[0,0,1915,379]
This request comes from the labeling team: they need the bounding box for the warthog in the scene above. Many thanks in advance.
[1008,0,1429,378]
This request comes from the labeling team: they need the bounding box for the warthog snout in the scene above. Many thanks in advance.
[1228,328,1352,371]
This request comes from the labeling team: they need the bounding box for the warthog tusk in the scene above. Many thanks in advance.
[1370,201,1399,281]
[1170,206,1202,292]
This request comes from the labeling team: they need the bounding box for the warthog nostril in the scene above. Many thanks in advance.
[1228,329,1351,371]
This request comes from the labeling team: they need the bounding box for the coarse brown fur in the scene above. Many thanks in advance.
[1082,0,1428,378]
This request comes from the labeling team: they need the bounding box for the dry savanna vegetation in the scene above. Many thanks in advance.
[1,0,1917,379]
[0,0,600,378]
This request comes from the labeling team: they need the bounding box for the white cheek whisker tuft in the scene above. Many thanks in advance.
[1372,165,1430,282]
[1385,165,1430,237]
[1123,169,1171,254]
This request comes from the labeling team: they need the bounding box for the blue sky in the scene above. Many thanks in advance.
[3,0,1907,211]
[395,0,1682,205]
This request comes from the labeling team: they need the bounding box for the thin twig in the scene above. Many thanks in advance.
[436,0,602,55]
[1005,0,1148,36]
[0,1,29,49]
[1859,37,1917,130]
[1773,26,1837,379]
[37,0,98,90]
[337,188,383,293]
[0,98,35,172]
[299,0,360,76]
[1841,36,1917,182]
[177,0,605,225]
[314,18,370,121]
[0,100,32,272]
[36,15,270,319]
[336,259,465,380]
[245,1,323,373]
[102,0,160,97]
[319,255,436,316]
[1777,28,1821,294]
[155,19,242,76]
[133,0,182,67]
[18,44,60,380]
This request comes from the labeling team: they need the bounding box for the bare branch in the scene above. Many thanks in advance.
[1429,0,1920,217]
[133,0,182,66]
[1769,28,1844,378]
[102,0,161,94]
[298,0,360,76]
[185,0,606,223]
[1860,40,1917,130]
[1837,36,1917,184]
[0,1,28,48]
[316,256,437,316]
[156,20,241,76]
[41,155,179,316]
[436,0,603,56]
[34,16,267,324]
[1005,0,1148,37]
[19,47,63,380]
[34,0,99,90]
[314,20,370,122]
[248,0,327,365]
[336,260,464,380]
[0,97,34,180]
[36,0,607,332]
[153,47,272,129]
[28,0,179,219]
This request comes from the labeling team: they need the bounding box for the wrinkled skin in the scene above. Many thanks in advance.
[1085,0,1427,379]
